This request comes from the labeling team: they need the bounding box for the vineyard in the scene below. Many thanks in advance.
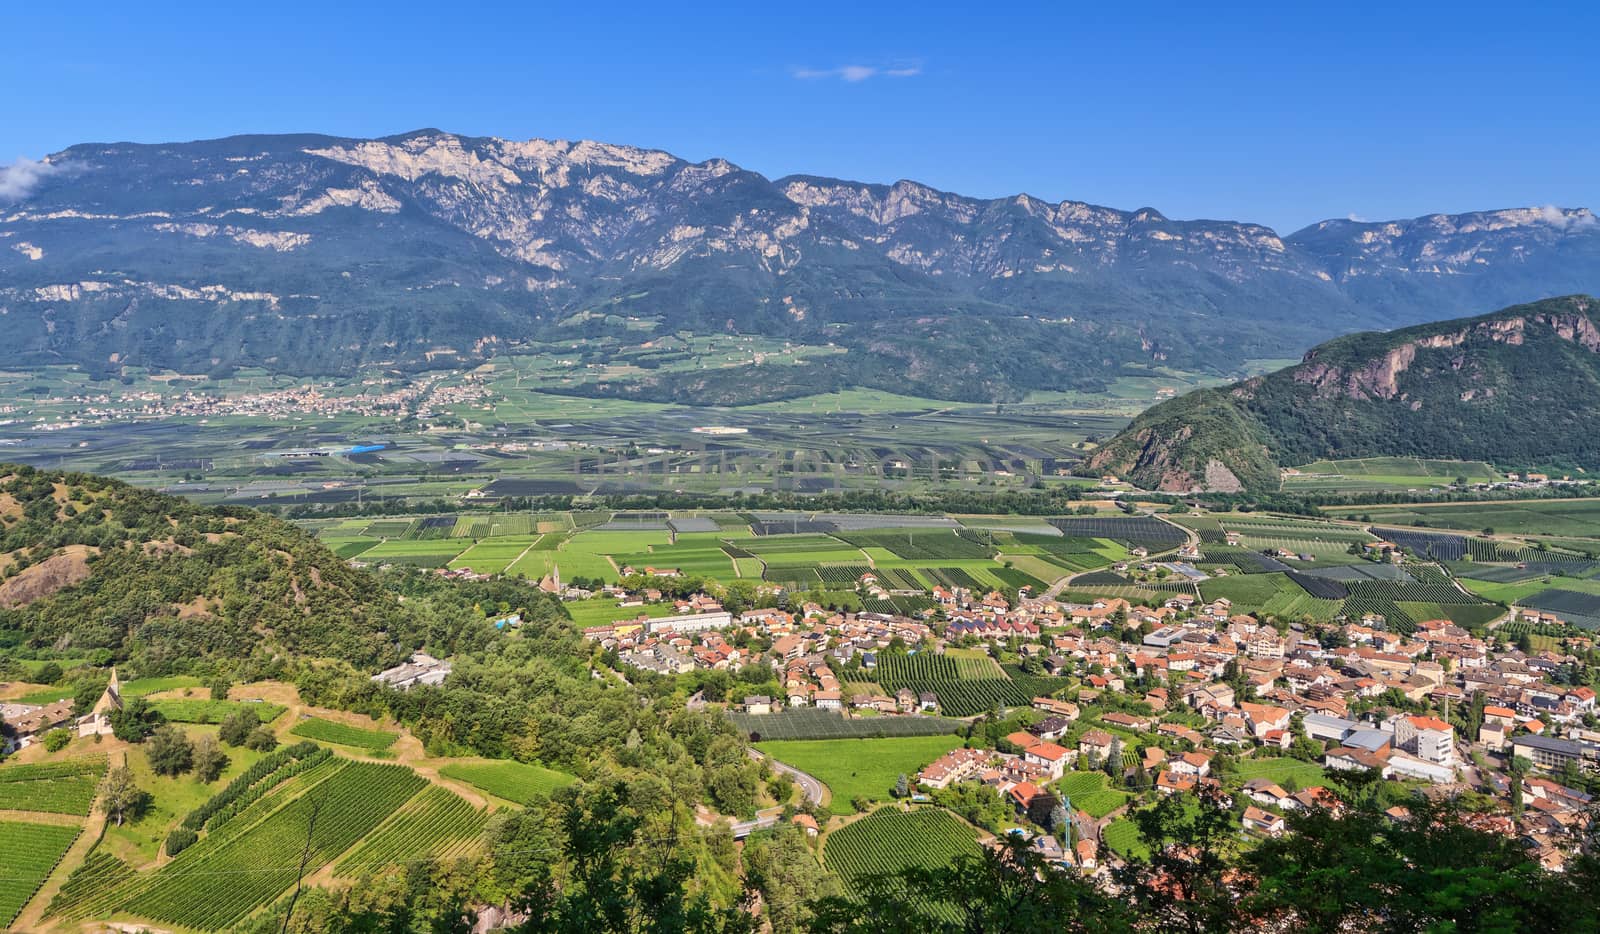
[1045,517,1186,549]
[726,708,963,741]
[44,852,134,923]
[335,786,487,877]
[1056,770,1130,819]
[871,653,1029,717]
[289,716,400,751]
[438,759,575,805]
[121,761,426,929]
[0,756,106,816]
[0,820,82,927]
[823,808,982,922]
[840,529,993,560]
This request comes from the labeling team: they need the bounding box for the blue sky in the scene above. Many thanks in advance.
[4,0,1595,232]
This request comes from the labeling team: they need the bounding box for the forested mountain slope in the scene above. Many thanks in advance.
[1088,295,1600,492]
[0,465,431,668]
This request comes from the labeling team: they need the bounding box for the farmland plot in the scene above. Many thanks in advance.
[0,756,107,816]
[823,808,981,922]
[0,820,81,927]
[122,761,426,929]
[335,786,487,876]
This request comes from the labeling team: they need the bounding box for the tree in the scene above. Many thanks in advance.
[810,833,1131,933]
[34,661,63,684]
[208,672,232,701]
[109,697,164,743]
[101,765,148,827]
[218,706,260,746]
[1243,796,1579,932]
[245,727,278,752]
[894,773,909,799]
[43,728,72,752]
[192,734,229,782]
[1113,788,1244,934]
[1106,740,1124,781]
[147,724,194,776]
[743,822,837,934]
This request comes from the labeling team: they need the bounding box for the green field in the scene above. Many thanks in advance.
[1232,755,1328,789]
[726,709,963,741]
[0,756,107,816]
[869,653,1030,717]
[1056,770,1131,819]
[562,598,680,628]
[1329,499,1600,538]
[1459,577,1566,604]
[289,717,399,751]
[1394,601,1506,629]
[1283,458,1501,493]
[448,536,540,573]
[1198,572,1301,606]
[334,786,488,876]
[755,735,966,815]
[438,759,576,805]
[149,699,286,724]
[0,820,82,927]
[16,675,204,706]
[822,807,982,922]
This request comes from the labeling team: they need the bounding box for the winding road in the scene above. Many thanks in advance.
[727,748,829,838]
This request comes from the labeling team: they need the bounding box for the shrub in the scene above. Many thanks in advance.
[164,826,197,856]
[43,729,72,752]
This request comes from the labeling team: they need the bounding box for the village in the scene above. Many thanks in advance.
[567,565,1599,874]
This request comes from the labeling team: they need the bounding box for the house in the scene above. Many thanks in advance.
[1008,781,1043,813]
[1022,742,1073,779]
[1030,716,1072,742]
[3,699,75,752]
[1032,697,1080,720]
[1242,806,1285,836]
[1242,778,1291,808]
[1169,751,1213,778]
[791,813,819,837]
[918,691,939,712]
[1078,730,1115,761]
[743,695,774,715]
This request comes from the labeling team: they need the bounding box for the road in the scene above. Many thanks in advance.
[726,748,829,838]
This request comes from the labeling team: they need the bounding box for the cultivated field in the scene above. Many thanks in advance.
[438,759,576,805]
[755,736,966,815]
[822,808,982,922]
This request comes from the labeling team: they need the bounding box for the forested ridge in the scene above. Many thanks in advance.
[1090,295,1600,491]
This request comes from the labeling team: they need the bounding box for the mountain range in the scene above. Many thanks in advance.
[1087,295,1600,492]
[2,129,1599,401]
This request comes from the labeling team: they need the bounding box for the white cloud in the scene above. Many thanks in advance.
[1535,204,1596,230]
[791,62,922,82]
[0,157,65,202]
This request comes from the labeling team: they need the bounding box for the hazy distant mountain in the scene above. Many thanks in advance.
[2,129,1597,401]
[1087,295,1600,492]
